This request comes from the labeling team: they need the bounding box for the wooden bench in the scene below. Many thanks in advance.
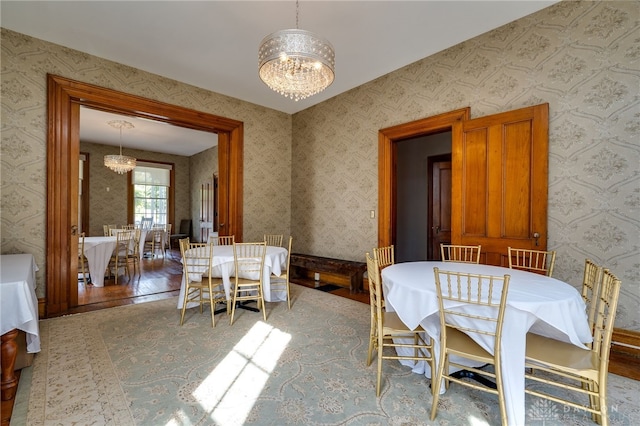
[290,253,367,294]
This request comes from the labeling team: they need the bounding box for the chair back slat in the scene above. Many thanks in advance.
[440,244,481,264]
[507,247,556,276]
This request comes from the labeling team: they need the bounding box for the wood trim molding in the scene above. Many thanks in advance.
[46,74,244,317]
[610,328,640,380]
[378,108,471,247]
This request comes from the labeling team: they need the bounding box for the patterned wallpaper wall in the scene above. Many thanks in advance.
[292,1,639,329]
[0,28,292,300]
[0,1,638,329]
[80,142,191,237]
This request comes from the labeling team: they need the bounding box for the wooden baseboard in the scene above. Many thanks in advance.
[609,328,640,380]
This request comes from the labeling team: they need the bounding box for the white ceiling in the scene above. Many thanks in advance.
[2,0,556,155]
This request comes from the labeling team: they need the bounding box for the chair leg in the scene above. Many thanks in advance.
[376,335,384,396]
[366,324,376,366]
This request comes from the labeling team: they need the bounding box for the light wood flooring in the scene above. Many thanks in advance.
[72,247,369,316]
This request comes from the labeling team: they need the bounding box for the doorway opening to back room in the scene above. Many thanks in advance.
[395,131,451,263]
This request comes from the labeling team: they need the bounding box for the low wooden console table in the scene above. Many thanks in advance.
[1,254,40,426]
[290,253,367,293]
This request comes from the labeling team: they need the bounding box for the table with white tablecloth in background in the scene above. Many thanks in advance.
[83,236,117,287]
[381,261,592,426]
[177,245,288,309]
[1,253,41,425]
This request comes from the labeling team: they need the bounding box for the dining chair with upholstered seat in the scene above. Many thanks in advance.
[78,232,90,284]
[179,239,227,327]
[209,235,235,246]
[507,247,556,276]
[230,242,267,325]
[270,236,293,309]
[264,234,284,247]
[108,229,133,284]
[440,244,481,263]
[366,252,434,397]
[430,267,511,425]
[524,268,621,425]
[170,219,192,249]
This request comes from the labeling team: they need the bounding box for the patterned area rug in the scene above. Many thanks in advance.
[12,285,640,425]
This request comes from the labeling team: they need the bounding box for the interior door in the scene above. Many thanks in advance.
[429,159,451,259]
[451,103,549,266]
[200,177,214,242]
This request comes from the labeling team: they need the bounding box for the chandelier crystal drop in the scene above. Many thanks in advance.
[258,1,334,101]
[104,120,136,174]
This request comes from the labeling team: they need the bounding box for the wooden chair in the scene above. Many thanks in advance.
[179,239,227,327]
[507,247,556,276]
[163,223,172,256]
[108,229,133,284]
[524,268,622,425]
[230,242,267,325]
[366,252,434,396]
[140,217,154,230]
[431,267,511,424]
[440,244,481,263]
[264,234,284,247]
[270,236,293,309]
[209,235,235,246]
[78,232,90,284]
[103,225,110,236]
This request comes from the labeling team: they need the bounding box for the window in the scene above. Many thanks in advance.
[132,164,171,225]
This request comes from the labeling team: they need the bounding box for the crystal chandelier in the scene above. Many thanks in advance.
[258,0,335,101]
[104,120,136,174]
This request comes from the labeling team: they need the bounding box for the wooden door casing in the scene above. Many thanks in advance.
[46,75,244,316]
[452,103,549,266]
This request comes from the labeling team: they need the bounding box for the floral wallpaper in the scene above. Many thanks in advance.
[291,1,639,329]
[0,27,291,300]
[0,1,638,329]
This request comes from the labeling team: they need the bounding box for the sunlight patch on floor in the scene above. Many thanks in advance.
[189,321,291,425]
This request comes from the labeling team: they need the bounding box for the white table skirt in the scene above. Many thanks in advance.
[0,254,41,353]
[177,245,288,309]
[83,236,117,287]
[381,261,592,426]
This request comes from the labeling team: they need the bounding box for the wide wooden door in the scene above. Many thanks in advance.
[451,103,549,266]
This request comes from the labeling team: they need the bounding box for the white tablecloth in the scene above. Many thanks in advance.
[0,254,40,353]
[177,245,288,309]
[83,236,117,287]
[381,261,592,426]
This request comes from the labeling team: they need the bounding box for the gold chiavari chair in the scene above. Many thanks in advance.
[440,244,481,263]
[108,229,133,284]
[230,242,267,325]
[209,235,235,246]
[507,247,556,276]
[78,232,90,284]
[366,252,434,396]
[270,236,293,309]
[430,268,511,425]
[524,268,622,425]
[179,239,227,327]
[582,259,602,338]
[264,234,284,247]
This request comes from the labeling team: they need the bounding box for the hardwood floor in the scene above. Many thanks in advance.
[71,248,370,316]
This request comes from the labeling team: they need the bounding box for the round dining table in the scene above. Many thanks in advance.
[381,261,592,426]
[177,245,288,309]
